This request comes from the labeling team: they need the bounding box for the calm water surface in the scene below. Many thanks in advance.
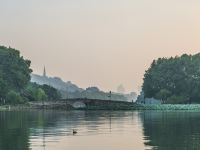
[0,110,200,150]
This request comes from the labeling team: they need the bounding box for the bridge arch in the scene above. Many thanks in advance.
[72,101,86,109]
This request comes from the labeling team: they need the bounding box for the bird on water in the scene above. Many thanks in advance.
[73,129,77,135]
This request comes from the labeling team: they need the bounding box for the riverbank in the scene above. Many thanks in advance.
[2,102,200,111]
[0,101,136,111]
[0,102,73,111]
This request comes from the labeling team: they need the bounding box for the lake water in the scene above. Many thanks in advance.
[0,110,200,150]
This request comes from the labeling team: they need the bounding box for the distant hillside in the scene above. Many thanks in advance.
[31,74,131,101]
[31,74,83,93]
[61,88,128,101]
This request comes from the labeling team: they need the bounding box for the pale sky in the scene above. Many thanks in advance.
[1,0,200,93]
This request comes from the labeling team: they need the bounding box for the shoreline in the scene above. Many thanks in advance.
[2,103,200,111]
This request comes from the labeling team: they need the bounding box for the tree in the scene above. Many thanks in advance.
[0,46,32,101]
[142,53,200,104]
[25,83,60,101]
[37,88,47,101]
[6,90,23,104]
[155,89,171,103]
[41,84,61,100]
[0,77,8,100]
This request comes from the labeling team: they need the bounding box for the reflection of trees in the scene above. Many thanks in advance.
[140,111,200,150]
[0,111,30,150]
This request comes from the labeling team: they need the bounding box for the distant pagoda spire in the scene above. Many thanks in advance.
[43,66,46,77]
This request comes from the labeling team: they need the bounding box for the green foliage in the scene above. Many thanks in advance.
[167,95,188,104]
[24,83,39,101]
[0,77,8,99]
[41,84,61,100]
[155,89,171,103]
[6,90,24,104]
[37,88,47,101]
[143,53,200,104]
[0,46,32,102]
[25,83,60,101]
[25,83,46,101]
[0,46,32,90]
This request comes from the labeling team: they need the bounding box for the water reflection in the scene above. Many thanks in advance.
[1,110,200,150]
[0,111,30,150]
[140,111,200,150]
[0,110,147,150]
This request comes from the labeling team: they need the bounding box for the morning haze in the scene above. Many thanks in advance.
[1,0,200,93]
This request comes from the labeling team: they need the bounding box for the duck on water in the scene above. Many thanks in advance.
[73,129,77,135]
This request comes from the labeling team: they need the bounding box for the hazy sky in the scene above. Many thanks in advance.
[1,0,200,93]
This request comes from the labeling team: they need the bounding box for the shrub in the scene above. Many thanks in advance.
[6,90,23,104]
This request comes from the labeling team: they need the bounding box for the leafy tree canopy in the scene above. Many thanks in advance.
[41,84,61,100]
[25,83,61,101]
[143,53,200,104]
[0,46,32,95]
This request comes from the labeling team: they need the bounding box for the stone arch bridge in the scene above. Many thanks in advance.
[60,98,132,109]
[30,98,134,109]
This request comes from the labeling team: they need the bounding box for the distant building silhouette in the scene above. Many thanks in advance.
[117,84,125,94]
[43,66,46,77]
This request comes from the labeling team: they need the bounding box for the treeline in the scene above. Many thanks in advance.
[143,53,200,104]
[0,46,61,104]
